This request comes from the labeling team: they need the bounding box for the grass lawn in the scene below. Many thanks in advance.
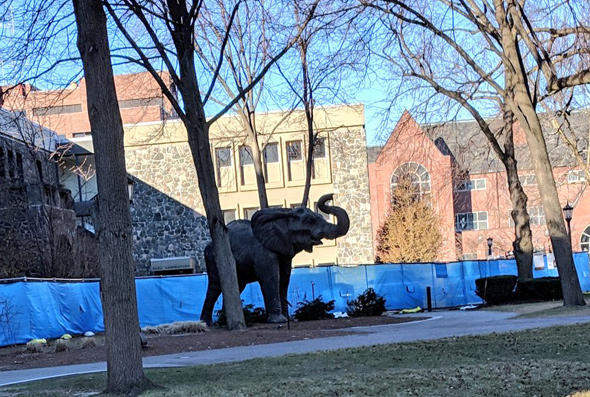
[3,322,590,396]
[488,295,590,318]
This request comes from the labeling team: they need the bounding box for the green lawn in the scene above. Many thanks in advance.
[3,323,590,396]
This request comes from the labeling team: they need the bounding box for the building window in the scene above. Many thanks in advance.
[239,146,253,166]
[287,140,303,182]
[0,147,4,178]
[7,150,15,178]
[223,209,237,224]
[215,147,232,187]
[391,162,431,201]
[509,206,545,227]
[455,211,488,231]
[287,140,303,161]
[263,143,279,163]
[118,97,162,109]
[16,153,23,179]
[519,174,537,186]
[314,201,330,221]
[312,138,326,159]
[244,207,259,220]
[581,225,590,252]
[461,253,478,260]
[454,178,486,192]
[32,104,82,116]
[567,170,587,184]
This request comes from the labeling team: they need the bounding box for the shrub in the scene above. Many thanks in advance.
[516,277,563,301]
[294,296,335,321]
[346,288,387,317]
[216,303,267,326]
[475,275,517,305]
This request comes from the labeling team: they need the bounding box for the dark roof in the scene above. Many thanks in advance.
[369,110,590,175]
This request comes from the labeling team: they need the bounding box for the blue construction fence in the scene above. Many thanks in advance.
[1,253,589,347]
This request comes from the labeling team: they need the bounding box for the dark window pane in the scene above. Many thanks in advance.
[264,143,279,163]
[244,207,259,220]
[287,141,302,161]
[239,146,253,166]
[312,138,326,159]
[223,210,236,224]
[216,147,232,168]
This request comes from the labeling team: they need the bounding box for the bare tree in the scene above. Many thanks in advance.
[73,0,154,393]
[104,0,320,329]
[364,0,589,304]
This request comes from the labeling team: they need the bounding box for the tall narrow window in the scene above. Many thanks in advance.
[287,140,303,182]
[263,143,279,183]
[7,150,15,178]
[16,153,23,180]
[36,160,43,182]
[239,146,254,186]
[215,147,232,187]
[0,147,5,178]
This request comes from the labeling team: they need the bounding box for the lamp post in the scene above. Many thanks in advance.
[487,237,493,258]
[563,202,573,247]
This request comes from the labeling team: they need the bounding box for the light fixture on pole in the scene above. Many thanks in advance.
[487,237,493,258]
[563,202,573,245]
[127,177,135,204]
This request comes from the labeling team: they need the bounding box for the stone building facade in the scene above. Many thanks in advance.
[0,109,98,278]
[122,104,374,270]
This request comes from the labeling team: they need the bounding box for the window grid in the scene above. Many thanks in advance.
[567,170,587,184]
[455,211,488,231]
[454,178,487,192]
[509,206,545,227]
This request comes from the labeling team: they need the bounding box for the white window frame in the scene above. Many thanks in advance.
[567,170,587,184]
[455,211,488,231]
[454,178,487,192]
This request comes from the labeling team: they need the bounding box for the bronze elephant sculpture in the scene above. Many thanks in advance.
[200,193,349,324]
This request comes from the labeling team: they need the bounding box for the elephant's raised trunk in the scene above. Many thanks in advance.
[318,194,350,240]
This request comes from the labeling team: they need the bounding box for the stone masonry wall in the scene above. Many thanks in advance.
[125,144,210,274]
[331,127,374,264]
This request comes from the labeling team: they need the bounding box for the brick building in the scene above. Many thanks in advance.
[369,111,590,262]
[0,72,175,138]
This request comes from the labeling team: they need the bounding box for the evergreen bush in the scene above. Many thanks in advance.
[516,277,563,301]
[294,296,335,321]
[346,288,387,317]
[475,275,517,305]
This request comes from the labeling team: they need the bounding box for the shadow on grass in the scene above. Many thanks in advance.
[4,322,590,396]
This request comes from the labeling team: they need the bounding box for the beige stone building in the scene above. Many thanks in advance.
[123,104,374,268]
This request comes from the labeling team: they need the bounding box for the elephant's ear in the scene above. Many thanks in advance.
[251,209,294,256]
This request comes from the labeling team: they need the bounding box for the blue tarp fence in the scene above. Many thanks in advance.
[1,253,589,347]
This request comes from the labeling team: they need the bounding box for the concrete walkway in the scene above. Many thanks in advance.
[1,310,590,387]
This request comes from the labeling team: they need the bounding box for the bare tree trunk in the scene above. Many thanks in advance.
[167,0,245,330]
[496,8,585,305]
[299,38,315,207]
[72,0,155,393]
[502,109,533,280]
[239,109,268,208]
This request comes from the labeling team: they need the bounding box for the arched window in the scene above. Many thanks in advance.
[581,225,590,252]
[391,162,431,201]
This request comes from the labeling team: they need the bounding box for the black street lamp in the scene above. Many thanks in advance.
[563,202,573,245]
[487,237,493,258]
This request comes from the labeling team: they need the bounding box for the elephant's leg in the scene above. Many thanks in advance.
[259,273,287,323]
[200,283,221,326]
[279,258,293,318]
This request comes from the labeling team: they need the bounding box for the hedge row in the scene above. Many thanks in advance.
[475,275,562,305]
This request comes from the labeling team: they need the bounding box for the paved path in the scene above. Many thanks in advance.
[1,310,590,387]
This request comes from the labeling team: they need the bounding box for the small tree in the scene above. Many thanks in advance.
[376,178,441,263]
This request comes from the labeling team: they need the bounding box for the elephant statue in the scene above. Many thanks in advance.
[200,193,349,325]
